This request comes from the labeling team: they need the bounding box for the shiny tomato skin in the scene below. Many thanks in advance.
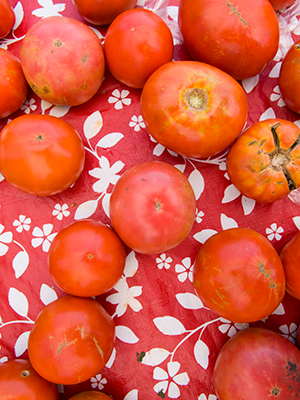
[72,0,137,25]
[0,48,28,119]
[0,358,59,400]
[226,118,300,203]
[109,161,196,255]
[68,392,112,400]
[0,0,15,38]
[280,231,300,300]
[269,0,297,10]
[141,60,248,159]
[20,16,105,106]
[178,0,279,81]
[28,295,115,385]
[193,228,286,323]
[48,219,126,297]
[0,114,85,196]
[104,8,174,89]
[213,327,300,399]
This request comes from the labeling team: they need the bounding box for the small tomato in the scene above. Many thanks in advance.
[0,0,15,38]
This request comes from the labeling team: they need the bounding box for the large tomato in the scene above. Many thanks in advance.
[68,392,112,400]
[269,0,297,10]
[226,118,300,203]
[193,228,286,323]
[104,8,174,88]
[72,0,137,25]
[0,114,85,196]
[178,0,279,81]
[0,48,28,119]
[280,231,300,300]
[0,0,15,38]
[0,358,59,399]
[28,295,115,385]
[48,219,126,297]
[20,16,105,106]
[213,327,300,399]
[109,160,196,254]
[140,61,248,159]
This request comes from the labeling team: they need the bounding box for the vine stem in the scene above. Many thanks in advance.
[13,240,26,252]
[0,317,34,329]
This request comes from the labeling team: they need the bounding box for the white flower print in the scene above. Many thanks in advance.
[108,89,131,110]
[270,85,286,107]
[198,394,217,400]
[156,254,172,270]
[0,356,8,364]
[266,223,284,241]
[0,224,13,256]
[129,115,146,131]
[31,224,57,252]
[196,209,204,223]
[218,318,249,337]
[32,0,66,18]
[20,98,37,114]
[90,373,107,390]
[153,361,190,399]
[175,257,193,283]
[89,156,124,194]
[13,215,31,233]
[52,203,70,220]
[279,322,298,343]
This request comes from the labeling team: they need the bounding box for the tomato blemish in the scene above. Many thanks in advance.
[53,38,63,47]
[21,370,30,378]
[183,87,208,112]
[226,0,247,27]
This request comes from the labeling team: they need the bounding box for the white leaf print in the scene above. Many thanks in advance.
[14,331,30,357]
[8,288,29,317]
[174,164,185,173]
[106,347,116,368]
[41,99,53,113]
[115,325,139,343]
[0,172,4,182]
[102,192,111,218]
[124,389,138,400]
[222,184,241,203]
[289,189,300,206]
[194,339,210,369]
[175,293,204,310]
[188,169,204,200]
[40,284,58,306]
[220,213,238,230]
[293,216,300,230]
[49,105,71,117]
[272,303,285,316]
[241,195,256,215]
[84,111,103,139]
[74,199,98,220]
[153,316,186,336]
[259,107,276,121]
[269,62,282,78]
[96,132,124,149]
[13,2,24,31]
[242,74,260,93]
[193,229,217,244]
[141,348,170,366]
[12,250,29,279]
[124,251,139,278]
[153,143,165,156]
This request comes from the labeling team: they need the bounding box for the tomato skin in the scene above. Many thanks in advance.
[104,9,174,89]
[0,358,59,400]
[28,295,115,385]
[68,392,112,400]
[109,161,196,255]
[193,228,286,323]
[269,0,297,10]
[213,327,300,400]
[20,16,105,106]
[0,48,28,119]
[0,114,85,196]
[48,219,126,297]
[141,60,248,159]
[178,0,279,81]
[0,0,15,38]
[280,231,300,300]
[72,0,137,25]
[226,118,300,203]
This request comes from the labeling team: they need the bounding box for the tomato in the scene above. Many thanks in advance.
[72,0,137,25]
[0,358,59,400]
[178,0,279,81]
[104,8,174,88]
[269,0,297,10]
[193,228,286,323]
[213,327,300,399]
[0,0,15,38]
[226,118,300,203]
[19,16,105,106]
[0,114,85,196]
[28,295,115,385]
[140,60,248,159]
[0,48,28,119]
[68,392,112,400]
[109,160,196,254]
[280,231,300,300]
[48,219,126,297]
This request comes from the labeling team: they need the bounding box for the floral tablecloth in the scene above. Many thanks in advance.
[1,1,300,399]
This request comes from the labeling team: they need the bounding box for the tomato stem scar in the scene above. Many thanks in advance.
[183,88,208,111]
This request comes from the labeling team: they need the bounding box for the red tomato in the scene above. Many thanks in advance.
[109,160,196,254]
[104,8,174,88]
[72,0,137,25]
[20,16,105,106]
[48,219,126,297]
[280,231,300,300]
[0,114,85,196]
[141,60,248,159]
[0,358,59,400]
[0,0,15,38]
[0,48,28,119]
[28,295,115,385]
[178,0,279,81]
[193,228,286,323]
[213,327,300,399]
[68,392,112,400]
[269,0,297,10]
[226,118,300,203]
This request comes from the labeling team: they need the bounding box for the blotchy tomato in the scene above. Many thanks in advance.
[193,228,286,323]
[0,114,85,196]
[141,61,248,159]
[0,0,15,38]
[68,392,112,400]
[226,118,300,203]
[280,231,300,300]
[269,0,297,10]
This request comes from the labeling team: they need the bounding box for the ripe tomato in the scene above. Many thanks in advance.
[104,8,174,88]
[193,228,286,323]
[0,358,59,399]
[48,219,126,297]
[109,160,196,254]
[226,118,300,203]
[0,48,28,119]
[213,327,300,399]
[280,231,300,300]
[141,61,248,159]
[72,0,137,25]
[0,0,15,38]
[68,392,112,400]
[269,0,297,10]
[178,0,279,81]
[28,295,115,385]
[20,16,105,106]
[0,114,85,196]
